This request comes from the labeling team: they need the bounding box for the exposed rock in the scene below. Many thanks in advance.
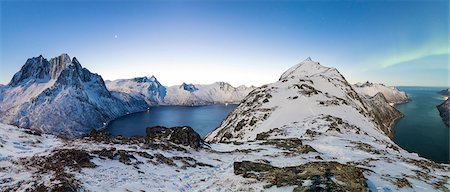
[146,126,204,149]
[19,149,96,191]
[234,160,369,191]
[260,138,317,155]
[394,177,412,188]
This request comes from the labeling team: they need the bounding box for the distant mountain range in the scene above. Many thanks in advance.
[0,54,253,136]
[106,77,254,106]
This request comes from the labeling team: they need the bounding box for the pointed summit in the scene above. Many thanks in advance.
[279,57,339,80]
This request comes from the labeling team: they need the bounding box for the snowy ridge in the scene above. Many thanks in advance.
[0,54,147,136]
[205,58,449,191]
[164,82,254,106]
[353,81,409,104]
[107,77,254,106]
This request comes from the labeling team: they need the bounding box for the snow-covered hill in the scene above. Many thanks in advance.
[353,81,409,105]
[0,54,146,136]
[205,58,449,191]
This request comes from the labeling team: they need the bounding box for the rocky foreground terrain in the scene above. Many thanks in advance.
[1,58,449,191]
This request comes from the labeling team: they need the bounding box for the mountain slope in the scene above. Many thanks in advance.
[106,76,166,106]
[353,81,409,104]
[0,54,146,136]
[205,58,449,191]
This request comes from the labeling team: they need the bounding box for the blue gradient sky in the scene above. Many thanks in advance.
[1,0,448,86]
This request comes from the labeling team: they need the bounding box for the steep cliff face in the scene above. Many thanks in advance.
[437,99,449,127]
[353,81,409,104]
[361,92,403,137]
[0,54,146,136]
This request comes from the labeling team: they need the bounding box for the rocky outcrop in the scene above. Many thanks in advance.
[146,126,204,149]
[234,160,369,191]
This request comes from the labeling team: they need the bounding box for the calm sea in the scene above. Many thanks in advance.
[105,105,237,138]
[393,86,449,164]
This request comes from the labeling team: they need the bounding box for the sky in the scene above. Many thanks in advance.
[0,0,448,87]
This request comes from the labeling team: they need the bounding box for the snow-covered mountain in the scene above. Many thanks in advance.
[107,77,254,106]
[204,58,449,190]
[353,81,409,104]
[106,76,166,106]
[0,54,146,136]
[164,82,255,105]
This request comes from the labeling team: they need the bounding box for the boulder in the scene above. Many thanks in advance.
[146,126,203,149]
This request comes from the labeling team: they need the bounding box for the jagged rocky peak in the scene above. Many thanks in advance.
[8,55,51,86]
[0,54,147,136]
[8,54,83,86]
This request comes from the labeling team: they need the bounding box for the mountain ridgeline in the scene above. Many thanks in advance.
[0,54,253,136]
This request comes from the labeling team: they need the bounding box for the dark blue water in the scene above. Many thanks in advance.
[105,105,237,138]
[393,86,449,164]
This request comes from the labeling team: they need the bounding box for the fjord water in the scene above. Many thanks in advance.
[393,87,449,163]
[105,105,237,138]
